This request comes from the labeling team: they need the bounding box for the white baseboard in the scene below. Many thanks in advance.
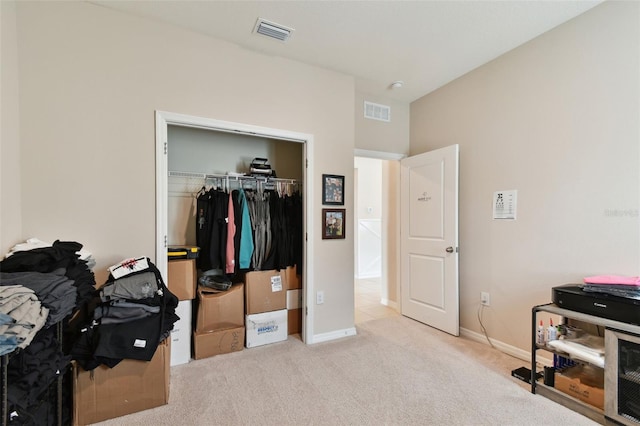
[460,327,553,366]
[311,327,357,344]
[355,273,381,280]
[381,298,398,310]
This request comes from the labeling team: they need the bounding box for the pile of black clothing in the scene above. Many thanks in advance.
[71,257,179,370]
[5,327,70,425]
[0,240,96,425]
[0,240,96,317]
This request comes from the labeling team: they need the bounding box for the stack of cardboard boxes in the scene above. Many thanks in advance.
[73,263,302,424]
[193,283,245,359]
[244,269,288,347]
[167,258,197,366]
[74,257,184,425]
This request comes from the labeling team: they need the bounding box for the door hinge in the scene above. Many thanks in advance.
[305,306,308,316]
[164,235,168,248]
[305,232,308,242]
[305,159,308,169]
[164,142,168,155]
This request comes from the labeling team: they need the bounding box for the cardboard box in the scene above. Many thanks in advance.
[288,308,302,335]
[196,283,244,332]
[167,259,197,301]
[170,300,192,366]
[73,339,170,425]
[245,309,288,348]
[554,371,604,409]
[244,270,286,314]
[286,289,302,335]
[193,326,245,360]
[284,265,301,290]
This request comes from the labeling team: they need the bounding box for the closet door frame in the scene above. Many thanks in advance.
[155,110,313,344]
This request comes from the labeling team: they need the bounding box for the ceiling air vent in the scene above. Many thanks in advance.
[364,101,391,122]
[254,18,294,42]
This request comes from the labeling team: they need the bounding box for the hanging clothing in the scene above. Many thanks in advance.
[193,178,301,274]
[247,190,272,271]
[226,191,236,274]
[196,187,214,271]
[237,189,254,270]
[210,189,228,270]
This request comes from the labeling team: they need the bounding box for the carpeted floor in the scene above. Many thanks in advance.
[94,315,598,425]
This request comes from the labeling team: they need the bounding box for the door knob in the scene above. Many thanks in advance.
[446,247,454,253]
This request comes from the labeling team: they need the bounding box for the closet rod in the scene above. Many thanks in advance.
[168,170,299,184]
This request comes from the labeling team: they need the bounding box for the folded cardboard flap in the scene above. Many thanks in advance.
[73,339,170,425]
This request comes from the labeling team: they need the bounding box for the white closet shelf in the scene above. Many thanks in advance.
[168,170,298,184]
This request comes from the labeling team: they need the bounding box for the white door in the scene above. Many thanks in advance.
[400,145,459,336]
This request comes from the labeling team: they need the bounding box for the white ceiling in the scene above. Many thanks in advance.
[90,0,603,103]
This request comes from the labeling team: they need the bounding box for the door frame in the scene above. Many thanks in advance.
[155,110,314,343]
[353,149,406,310]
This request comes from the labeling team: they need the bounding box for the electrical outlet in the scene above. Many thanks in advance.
[481,292,490,306]
[316,291,324,305]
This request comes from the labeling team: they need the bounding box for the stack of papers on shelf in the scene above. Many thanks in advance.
[548,335,605,368]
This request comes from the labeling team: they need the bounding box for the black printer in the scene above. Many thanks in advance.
[552,284,640,325]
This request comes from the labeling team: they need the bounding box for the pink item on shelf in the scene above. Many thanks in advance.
[583,275,640,286]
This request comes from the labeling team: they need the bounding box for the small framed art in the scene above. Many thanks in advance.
[322,208,346,240]
[322,174,344,205]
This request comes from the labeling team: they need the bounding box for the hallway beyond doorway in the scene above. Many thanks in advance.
[354,278,399,324]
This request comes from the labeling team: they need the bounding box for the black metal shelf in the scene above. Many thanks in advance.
[532,303,640,426]
[1,321,65,426]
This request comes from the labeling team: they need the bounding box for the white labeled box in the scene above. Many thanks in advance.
[245,309,288,348]
[170,300,192,366]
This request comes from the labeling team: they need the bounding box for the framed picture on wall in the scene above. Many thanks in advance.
[322,208,346,240]
[322,174,344,205]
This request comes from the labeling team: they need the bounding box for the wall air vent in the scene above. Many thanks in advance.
[364,101,391,122]
[253,18,294,42]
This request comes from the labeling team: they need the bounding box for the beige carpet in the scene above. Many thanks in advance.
[94,316,597,425]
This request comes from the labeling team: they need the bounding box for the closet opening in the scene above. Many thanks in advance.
[155,111,314,347]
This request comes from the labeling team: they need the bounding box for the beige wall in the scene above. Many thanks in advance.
[1,1,22,252]
[354,157,382,220]
[353,89,407,305]
[10,2,355,336]
[382,160,400,306]
[355,91,410,155]
[410,1,639,352]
